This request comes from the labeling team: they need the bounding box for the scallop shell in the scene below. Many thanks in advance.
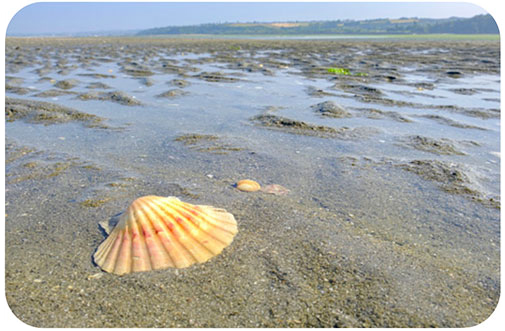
[93,196,238,275]
[236,179,261,192]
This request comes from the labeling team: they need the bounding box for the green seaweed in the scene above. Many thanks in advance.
[327,67,368,76]
[327,67,351,75]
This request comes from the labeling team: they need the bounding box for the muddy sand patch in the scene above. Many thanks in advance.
[6,84,36,95]
[193,71,243,83]
[311,101,351,118]
[157,89,189,99]
[54,78,80,90]
[174,133,244,154]
[120,61,155,77]
[399,159,499,208]
[77,91,142,106]
[398,135,466,155]
[33,89,78,98]
[351,107,412,123]
[417,114,487,130]
[5,97,109,128]
[251,114,380,140]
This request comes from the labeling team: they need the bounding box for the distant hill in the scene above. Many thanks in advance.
[138,14,499,36]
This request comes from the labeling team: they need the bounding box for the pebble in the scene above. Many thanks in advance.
[87,273,104,280]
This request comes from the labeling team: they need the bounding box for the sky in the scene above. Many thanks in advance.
[3,2,496,36]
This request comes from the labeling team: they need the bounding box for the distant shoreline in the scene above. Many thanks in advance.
[137,33,500,41]
[6,34,500,41]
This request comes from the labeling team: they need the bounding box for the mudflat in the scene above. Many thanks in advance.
[5,37,500,327]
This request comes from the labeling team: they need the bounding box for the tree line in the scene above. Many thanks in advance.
[138,14,498,36]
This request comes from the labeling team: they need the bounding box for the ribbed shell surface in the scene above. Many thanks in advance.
[93,196,238,275]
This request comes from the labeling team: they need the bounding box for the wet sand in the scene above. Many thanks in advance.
[5,37,500,327]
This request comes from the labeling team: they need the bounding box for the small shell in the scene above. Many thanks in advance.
[236,179,261,192]
[93,196,238,275]
[261,184,290,196]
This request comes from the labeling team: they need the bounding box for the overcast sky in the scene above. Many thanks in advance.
[6,2,493,35]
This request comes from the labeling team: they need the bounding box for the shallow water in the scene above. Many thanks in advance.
[5,37,500,327]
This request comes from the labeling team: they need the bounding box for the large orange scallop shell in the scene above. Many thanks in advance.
[93,196,238,275]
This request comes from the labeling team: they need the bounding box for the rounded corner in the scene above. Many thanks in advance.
[466,291,503,328]
[6,2,41,37]
[3,291,42,329]
[464,2,501,36]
